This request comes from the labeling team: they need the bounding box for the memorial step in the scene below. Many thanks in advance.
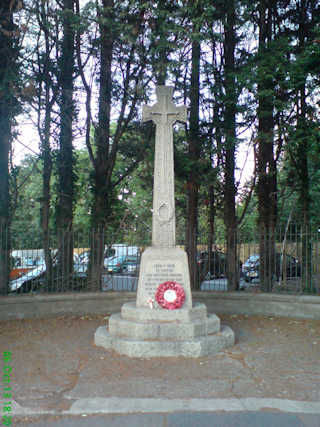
[95,324,235,358]
[121,302,208,323]
[108,312,220,341]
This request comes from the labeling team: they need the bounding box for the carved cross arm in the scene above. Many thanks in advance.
[169,105,187,124]
[142,105,154,123]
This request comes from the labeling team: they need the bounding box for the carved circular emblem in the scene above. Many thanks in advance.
[157,202,173,222]
[158,203,170,221]
[155,281,185,310]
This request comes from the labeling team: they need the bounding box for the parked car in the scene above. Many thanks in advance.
[79,246,139,268]
[10,252,45,280]
[121,255,140,276]
[78,247,115,265]
[10,264,46,293]
[105,254,140,275]
[197,250,242,281]
[105,256,127,274]
[242,253,301,282]
[10,255,87,293]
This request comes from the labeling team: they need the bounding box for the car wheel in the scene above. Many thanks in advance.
[18,281,30,293]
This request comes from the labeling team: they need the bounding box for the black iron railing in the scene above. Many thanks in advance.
[1,226,319,295]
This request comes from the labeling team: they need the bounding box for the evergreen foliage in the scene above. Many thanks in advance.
[1,0,319,292]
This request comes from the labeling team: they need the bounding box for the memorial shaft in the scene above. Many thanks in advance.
[142,86,187,247]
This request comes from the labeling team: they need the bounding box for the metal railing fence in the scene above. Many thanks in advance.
[0,225,319,295]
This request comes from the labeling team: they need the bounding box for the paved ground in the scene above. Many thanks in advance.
[1,311,320,426]
[8,411,320,426]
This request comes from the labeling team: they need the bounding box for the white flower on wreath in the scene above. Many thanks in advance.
[146,298,155,309]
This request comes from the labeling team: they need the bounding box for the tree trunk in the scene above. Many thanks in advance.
[223,0,239,290]
[257,0,277,292]
[41,93,53,291]
[207,184,215,255]
[0,117,10,295]
[296,0,313,291]
[0,1,19,294]
[88,0,114,290]
[56,0,75,289]
[296,91,312,291]
[186,34,201,290]
[38,0,54,291]
[206,41,223,284]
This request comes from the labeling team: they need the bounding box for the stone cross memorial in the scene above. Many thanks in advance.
[142,86,186,247]
[94,86,235,358]
[136,86,192,309]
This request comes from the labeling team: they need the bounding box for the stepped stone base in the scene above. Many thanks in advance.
[94,302,235,358]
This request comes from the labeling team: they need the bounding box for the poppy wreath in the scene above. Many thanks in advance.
[155,281,185,310]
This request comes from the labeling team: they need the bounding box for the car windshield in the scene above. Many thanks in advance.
[105,248,116,258]
[108,256,125,265]
[25,257,36,266]
[247,255,259,262]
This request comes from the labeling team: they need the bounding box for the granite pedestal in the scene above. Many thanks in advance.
[94,301,234,358]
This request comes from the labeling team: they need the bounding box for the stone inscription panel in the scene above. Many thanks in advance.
[143,261,184,299]
[136,247,192,309]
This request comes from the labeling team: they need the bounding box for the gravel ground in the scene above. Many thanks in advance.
[1,311,319,417]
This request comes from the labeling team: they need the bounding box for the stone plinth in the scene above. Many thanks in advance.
[94,302,235,358]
